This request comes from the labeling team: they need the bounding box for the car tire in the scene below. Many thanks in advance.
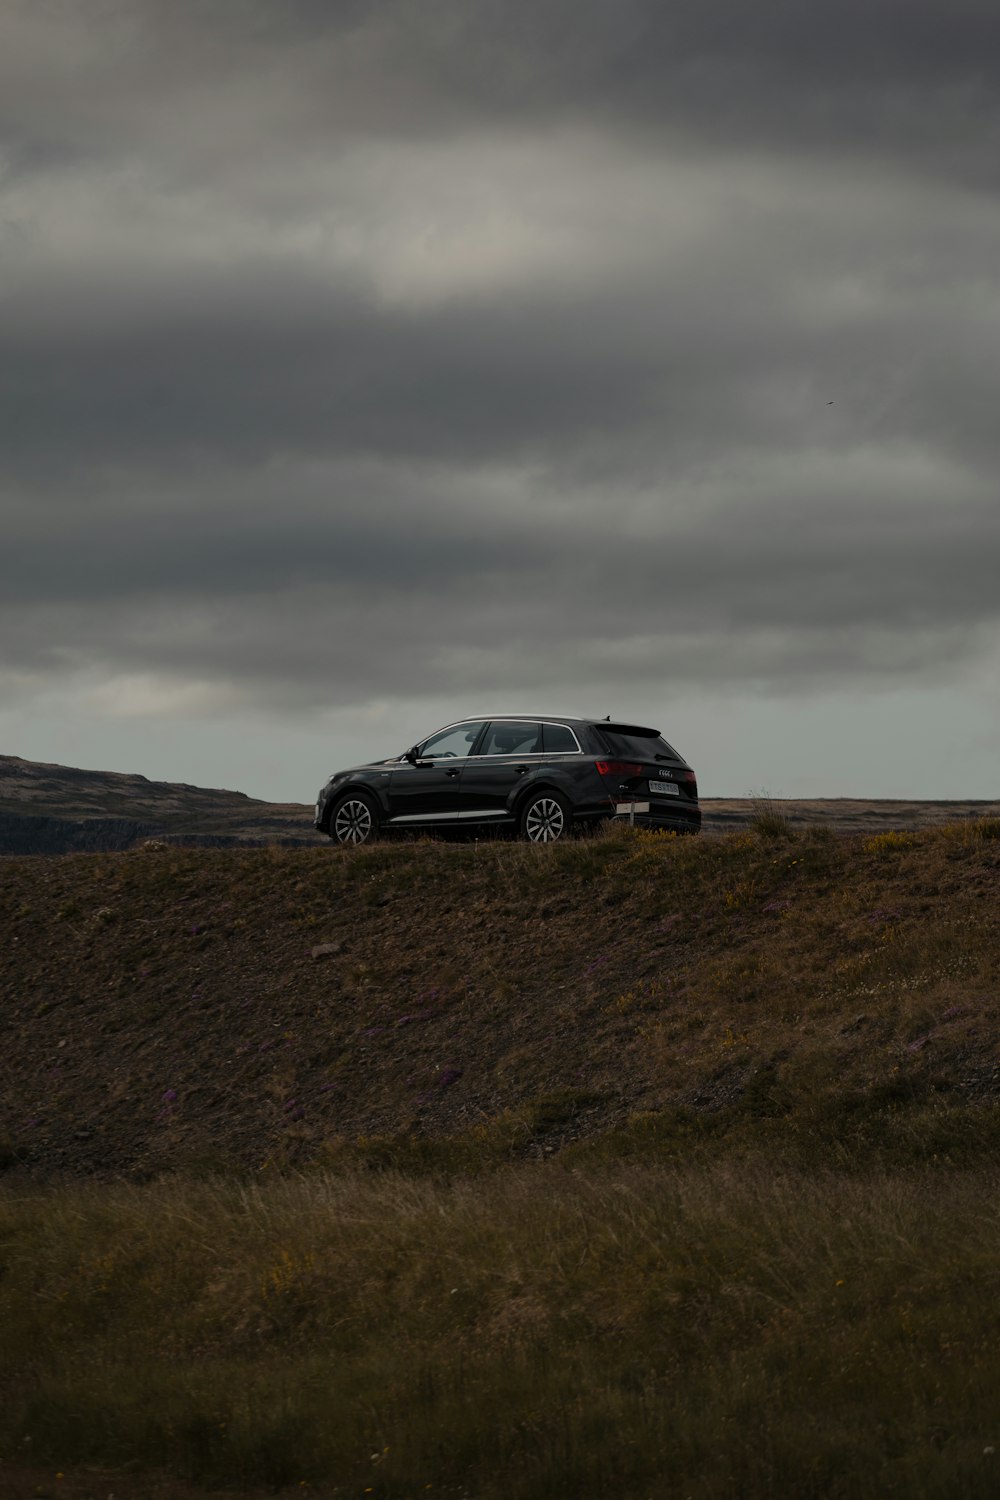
[328,791,380,846]
[519,788,571,843]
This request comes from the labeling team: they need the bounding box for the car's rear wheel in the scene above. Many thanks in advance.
[329,791,379,846]
[520,789,570,843]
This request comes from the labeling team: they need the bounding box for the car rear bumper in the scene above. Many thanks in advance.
[613,802,701,834]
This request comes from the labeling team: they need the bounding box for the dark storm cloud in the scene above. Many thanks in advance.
[4,449,997,705]
[3,0,1000,716]
[6,207,1000,474]
[7,1,1000,175]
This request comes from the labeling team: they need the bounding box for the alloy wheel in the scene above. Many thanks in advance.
[332,798,375,845]
[523,796,566,842]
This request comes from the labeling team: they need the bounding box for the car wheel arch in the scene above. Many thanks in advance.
[323,781,390,831]
[327,787,381,846]
[517,784,573,843]
[510,774,563,813]
[511,777,575,823]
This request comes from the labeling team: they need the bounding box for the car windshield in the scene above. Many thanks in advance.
[594,724,680,761]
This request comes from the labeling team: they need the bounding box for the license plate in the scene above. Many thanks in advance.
[649,780,679,796]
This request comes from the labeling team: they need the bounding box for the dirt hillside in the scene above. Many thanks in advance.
[2,819,999,1180]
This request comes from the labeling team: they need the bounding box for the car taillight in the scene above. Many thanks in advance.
[595,761,644,778]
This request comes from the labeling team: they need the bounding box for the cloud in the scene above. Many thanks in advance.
[3,0,1000,748]
[7,1,1000,174]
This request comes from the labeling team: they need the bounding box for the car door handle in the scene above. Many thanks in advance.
[513,765,529,775]
[444,768,461,778]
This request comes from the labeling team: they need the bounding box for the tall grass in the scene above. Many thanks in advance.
[4,1162,1000,1497]
[747,788,793,839]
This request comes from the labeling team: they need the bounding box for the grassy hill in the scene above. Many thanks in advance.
[3,818,1000,1499]
[3,817,999,1179]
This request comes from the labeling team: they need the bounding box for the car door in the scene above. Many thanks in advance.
[458,720,543,822]
[386,721,486,825]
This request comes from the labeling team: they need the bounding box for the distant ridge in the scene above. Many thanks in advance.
[0,754,322,854]
[1,753,997,853]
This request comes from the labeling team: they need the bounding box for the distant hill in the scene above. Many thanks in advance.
[702,793,1000,834]
[1,752,998,854]
[0,754,322,854]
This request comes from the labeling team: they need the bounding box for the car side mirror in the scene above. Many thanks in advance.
[404,747,419,763]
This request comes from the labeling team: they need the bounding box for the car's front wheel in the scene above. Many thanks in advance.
[519,789,570,843]
[328,791,380,846]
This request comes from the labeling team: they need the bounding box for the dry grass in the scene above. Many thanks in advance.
[3,822,1000,1493]
[4,1162,1000,1497]
[746,787,794,839]
[2,820,1000,1178]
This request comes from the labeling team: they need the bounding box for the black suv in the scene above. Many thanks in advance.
[315,716,700,844]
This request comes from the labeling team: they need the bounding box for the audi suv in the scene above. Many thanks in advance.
[314,716,700,844]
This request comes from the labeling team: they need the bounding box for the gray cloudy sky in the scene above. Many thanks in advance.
[3,0,1000,800]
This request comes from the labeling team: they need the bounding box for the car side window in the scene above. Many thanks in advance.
[418,722,485,759]
[480,721,542,757]
[541,723,578,753]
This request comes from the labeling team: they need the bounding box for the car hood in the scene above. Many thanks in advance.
[327,755,400,781]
